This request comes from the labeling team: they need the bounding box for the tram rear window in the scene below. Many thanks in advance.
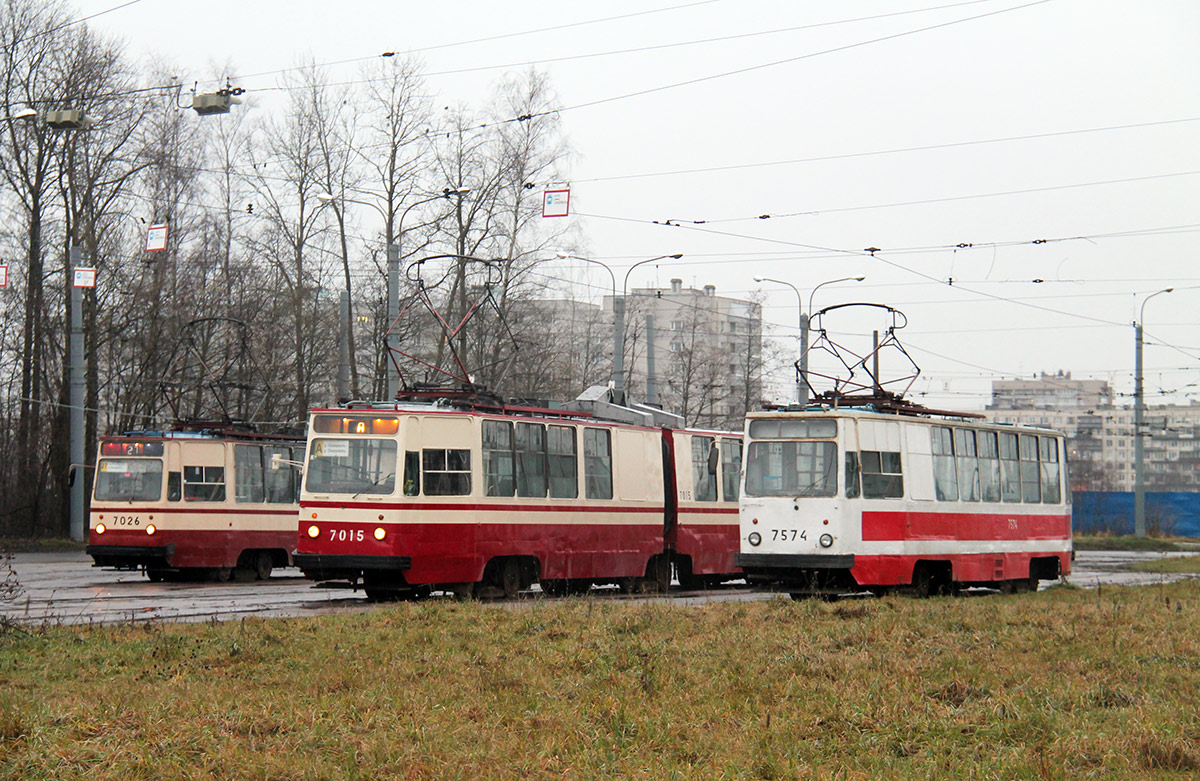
[311,415,400,435]
[748,419,836,439]
[94,459,163,502]
[100,441,163,457]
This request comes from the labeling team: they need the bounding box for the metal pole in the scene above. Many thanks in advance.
[612,295,626,405]
[386,242,399,399]
[338,290,350,402]
[69,245,85,542]
[645,313,657,406]
[1134,320,1145,537]
[798,312,809,408]
[1133,287,1172,538]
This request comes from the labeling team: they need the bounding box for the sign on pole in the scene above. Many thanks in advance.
[0,264,7,288]
[542,188,570,218]
[146,222,169,252]
[73,268,96,288]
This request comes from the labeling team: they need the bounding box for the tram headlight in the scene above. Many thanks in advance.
[373,527,386,541]
[307,525,320,539]
[145,524,157,536]
[94,523,106,535]
[747,531,762,547]
[819,533,834,548]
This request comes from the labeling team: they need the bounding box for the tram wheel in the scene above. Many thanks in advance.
[146,568,166,583]
[254,552,273,580]
[213,566,233,583]
[500,559,521,600]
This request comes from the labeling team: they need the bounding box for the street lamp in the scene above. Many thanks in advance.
[754,274,864,407]
[317,188,467,399]
[556,252,681,405]
[1134,287,1173,538]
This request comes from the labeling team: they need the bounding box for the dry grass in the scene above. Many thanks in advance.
[3,582,1200,778]
[1072,534,1185,552]
[1127,555,1200,574]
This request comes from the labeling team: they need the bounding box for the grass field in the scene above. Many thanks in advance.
[3,582,1200,779]
[1127,556,1200,575]
[1071,534,1186,552]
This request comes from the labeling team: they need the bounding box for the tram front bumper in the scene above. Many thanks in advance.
[87,543,175,569]
[735,553,855,570]
[292,552,412,580]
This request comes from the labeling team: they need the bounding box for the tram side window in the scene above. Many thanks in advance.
[167,472,181,502]
[184,466,226,502]
[548,425,578,499]
[954,429,980,502]
[263,446,295,504]
[516,422,548,498]
[423,449,471,496]
[584,428,613,500]
[999,432,1021,503]
[845,452,861,498]
[691,436,717,502]
[1019,434,1041,503]
[720,438,742,502]
[861,450,904,499]
[930,427,958,501]
[1040,437,1061,504]
[235,445,265,503]
[977,431,1001,503]
[482,421,515,497]
[402,451,420,496]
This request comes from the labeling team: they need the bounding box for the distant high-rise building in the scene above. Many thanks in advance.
[604,279,763,429]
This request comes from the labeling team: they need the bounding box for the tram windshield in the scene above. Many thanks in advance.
[94,458,163,502]
[744,440,838,497]
[305,438,397,495]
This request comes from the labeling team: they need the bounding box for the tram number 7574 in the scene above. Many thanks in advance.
[771,529,806,542]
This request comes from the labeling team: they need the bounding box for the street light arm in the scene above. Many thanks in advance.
[556,252,617,297]
[1138,287,1173,325]
[808,276,866,316]
[621,253,682,295]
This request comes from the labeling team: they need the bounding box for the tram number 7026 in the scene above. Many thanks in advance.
[771,529,806,542]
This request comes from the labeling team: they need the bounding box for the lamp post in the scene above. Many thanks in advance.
[754,275,864,408]
[1134,287,1173,538]
[556,252,681,406]
[317,188,467,399]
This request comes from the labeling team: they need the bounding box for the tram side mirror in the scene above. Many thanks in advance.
[707,445,719,476]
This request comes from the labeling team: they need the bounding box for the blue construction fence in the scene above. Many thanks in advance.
[1072,491,1200,538]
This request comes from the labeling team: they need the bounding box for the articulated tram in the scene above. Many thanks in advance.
[293,395,742,598]
[87,428,304,580]
[736,407,1072,596]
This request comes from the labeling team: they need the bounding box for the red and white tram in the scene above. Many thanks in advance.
[735,407,1072,596]
[293,397,742,598]
[87,428,304,580]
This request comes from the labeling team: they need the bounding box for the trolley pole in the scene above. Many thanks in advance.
[69,245,85,542]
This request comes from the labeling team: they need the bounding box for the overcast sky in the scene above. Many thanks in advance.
[79,0,1200,410]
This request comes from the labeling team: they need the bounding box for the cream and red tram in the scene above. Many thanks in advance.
[293,399,742,598]
[735,407,1072,596]
[87,429,304,580]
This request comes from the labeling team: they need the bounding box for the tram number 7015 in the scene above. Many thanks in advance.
[771,529,806,542]
[329,529,365,543]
